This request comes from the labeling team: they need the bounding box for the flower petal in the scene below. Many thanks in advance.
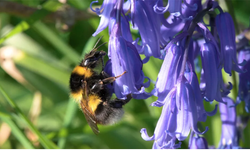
[92,0,116,36]
[154,44,183,102]
[140,128,155,141]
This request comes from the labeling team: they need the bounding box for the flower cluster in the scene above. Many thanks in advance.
[90,0,250,149]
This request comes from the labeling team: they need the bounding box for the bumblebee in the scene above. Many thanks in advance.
[69,37,132,134]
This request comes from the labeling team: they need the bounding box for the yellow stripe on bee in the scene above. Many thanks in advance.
[72,66,93,78]
[88,95,102,112]
[70,89,83,102]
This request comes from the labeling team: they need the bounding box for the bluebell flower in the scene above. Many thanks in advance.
[142,74,208,149]
[196,22,232,103]
[159,0,202,45]
[131,0,162,60]
[237,49,250,112]
[189,136,208,149]
[91,0,116,36]
[200,42,219,102]
[215,12,244,75]
[141,87,181,149]
[175,75,208,140]
[218,97,240,149]
[185,39,218,122]
[107,23,151,99]
[154,0,198,20]
[153,44,183,105]
[184,68,218,122]
[160,15,186,44]
[192,38,204,59]
[189,132,209,149]
[108,11,133,42]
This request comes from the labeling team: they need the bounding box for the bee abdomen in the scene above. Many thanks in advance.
[95,105,124,125]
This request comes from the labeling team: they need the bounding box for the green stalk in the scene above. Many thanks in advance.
[57,99,78,148]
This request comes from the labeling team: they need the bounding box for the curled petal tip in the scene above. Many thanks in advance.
[90,1,103,15]
[173,141,182,149]
[206,104,218,116]
[143,77,151,88]
[140,128,155,141]
[151,101,164,107]
[193,126,209,135]
[142,56,150,63]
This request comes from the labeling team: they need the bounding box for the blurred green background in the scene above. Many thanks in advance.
[0,0,249,149]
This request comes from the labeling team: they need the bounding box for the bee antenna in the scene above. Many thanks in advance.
[91,36,107,51]
[93,36,104,49]
[94,42,107,50]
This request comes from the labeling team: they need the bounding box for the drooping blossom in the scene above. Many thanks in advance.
[107,23,151,99]
[141,74,208,149]
[153,44,183,104]
[218,97,240,148]
[91,0,116,36]
[131,0,162,60]
[189,132,209,149]
[215,12,244,76]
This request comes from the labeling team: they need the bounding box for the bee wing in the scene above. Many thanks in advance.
[80,101,100,135]
[80,81,100,135]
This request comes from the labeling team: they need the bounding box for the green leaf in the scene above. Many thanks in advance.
[68,0,89,9]
[32,21,80,64]
[14,53,70,86]
[0,85,59,149]
[0,0,63,45]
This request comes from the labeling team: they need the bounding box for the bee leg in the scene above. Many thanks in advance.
[90,81,104,93]
[109,94,132,108]
[91,71,126,93]
[101,71,127,84]
[100,71,111,79]
[83,81,89,97]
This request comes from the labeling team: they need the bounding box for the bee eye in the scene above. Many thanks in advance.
[84,59,89,66]
[81,79,83,83]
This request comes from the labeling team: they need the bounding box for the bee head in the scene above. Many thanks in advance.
[81,50,106,68]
